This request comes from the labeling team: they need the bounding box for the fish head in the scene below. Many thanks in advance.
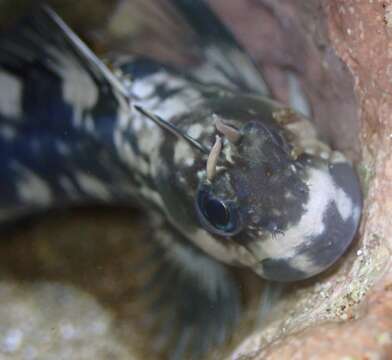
[148,94,362,282]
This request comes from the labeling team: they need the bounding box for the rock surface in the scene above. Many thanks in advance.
[0,282,132,360]
[0,210,147,359]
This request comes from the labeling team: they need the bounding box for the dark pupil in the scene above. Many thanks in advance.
[204,198,229,228]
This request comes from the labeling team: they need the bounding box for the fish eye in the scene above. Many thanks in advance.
[195,186,242,236]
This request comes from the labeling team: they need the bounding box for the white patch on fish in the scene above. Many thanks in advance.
[335,188,353,221]
[58,175,78,198]
[188,124,203,139]
[49,49,98,112]
[288,253,322,275]
[131,71,201,120]
[132,80,155,98]
[13,163,52,205]
[137,123,163,156]
[85,114,95,133]
[180,227,257,267]
[0,71,22,119]
[257,166,351,260]
[153,88,199,120]
[75,172,111,201]
[174,140,194,167]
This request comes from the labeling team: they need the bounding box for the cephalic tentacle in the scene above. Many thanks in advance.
[214,115,241,143]
[207,135,222,181]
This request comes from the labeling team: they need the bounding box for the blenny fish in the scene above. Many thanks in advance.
[0,1,362,359]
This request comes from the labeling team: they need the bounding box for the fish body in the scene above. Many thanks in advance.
[0,2,362,358]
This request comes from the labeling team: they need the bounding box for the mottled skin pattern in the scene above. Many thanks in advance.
[129,74,361,280]
[0,3,362,359]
